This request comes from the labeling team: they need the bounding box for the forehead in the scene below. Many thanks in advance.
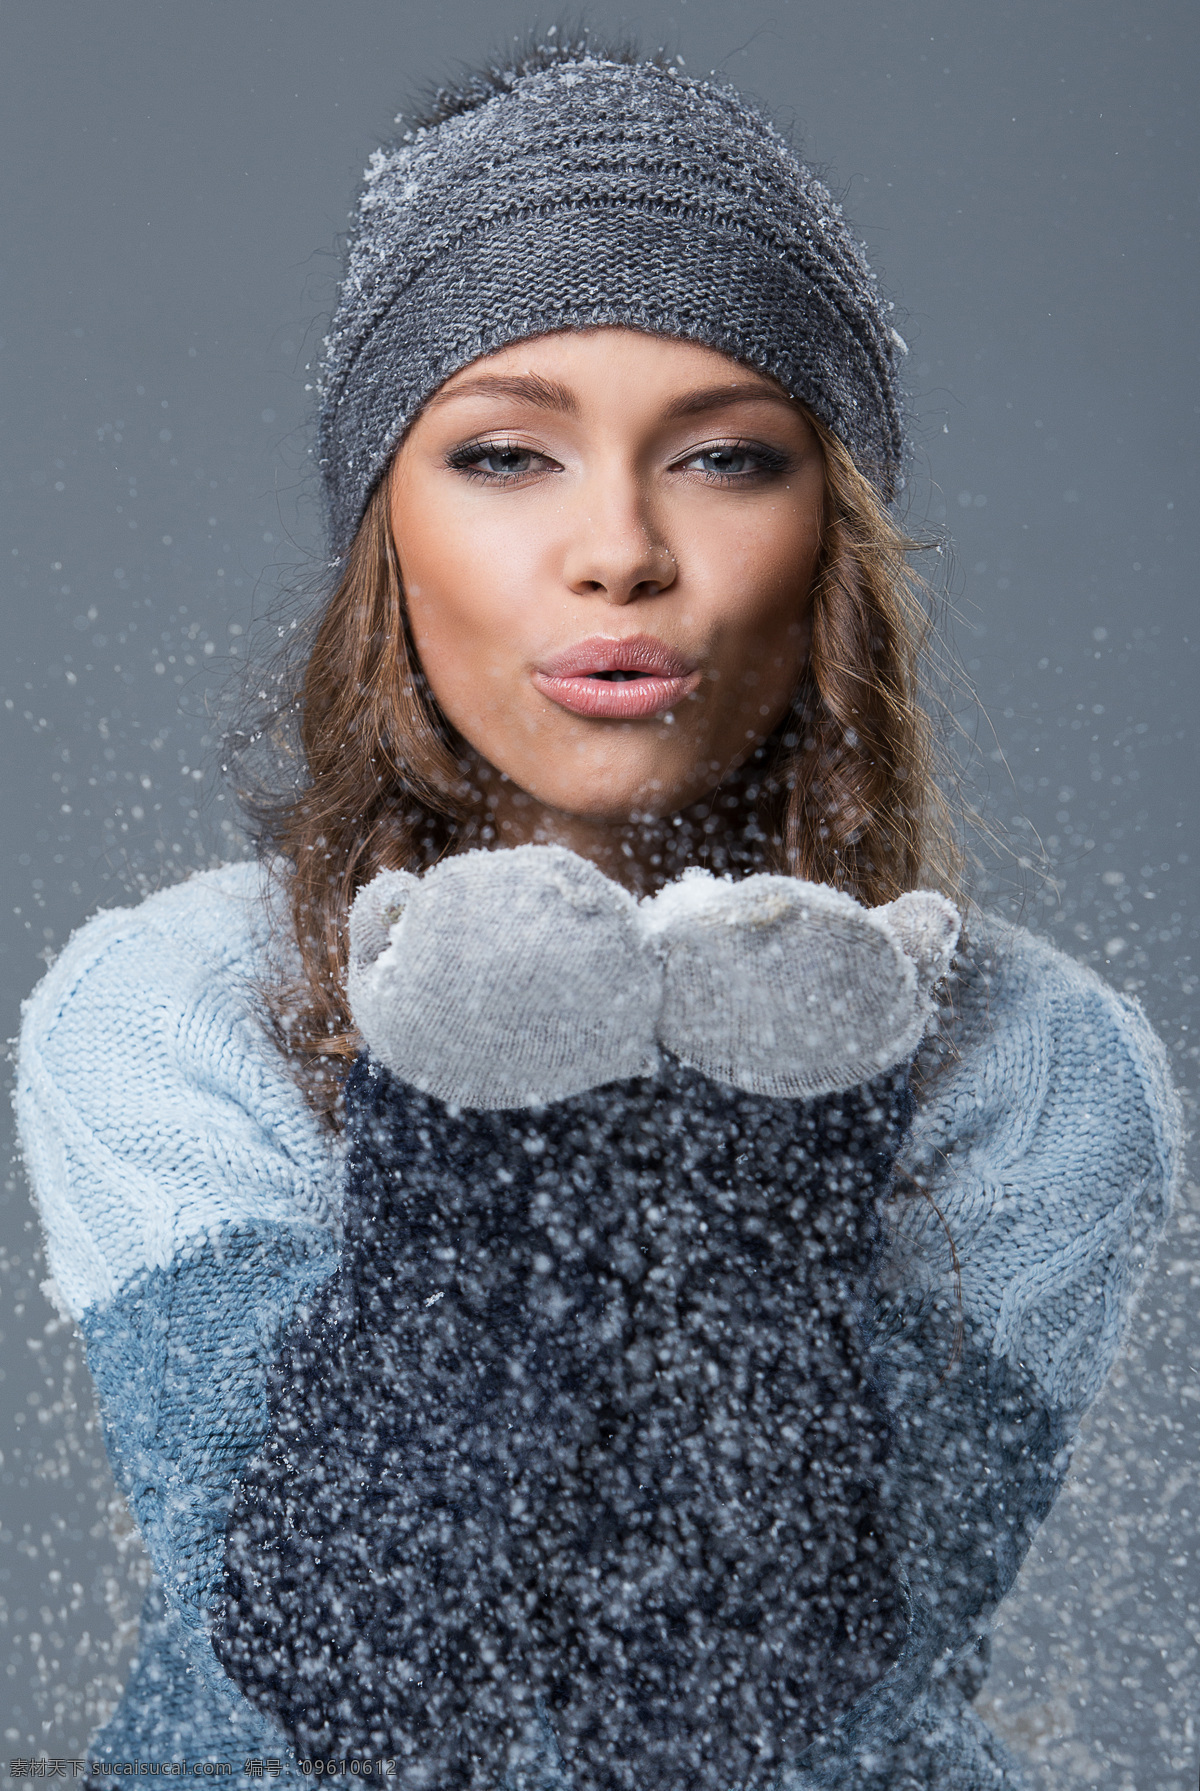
[430,328,792,411]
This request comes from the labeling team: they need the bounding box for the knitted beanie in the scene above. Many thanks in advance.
[317,46,907,559]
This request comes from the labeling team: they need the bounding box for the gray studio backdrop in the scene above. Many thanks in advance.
[2,2,1196,1782]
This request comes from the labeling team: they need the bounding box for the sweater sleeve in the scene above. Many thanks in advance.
[892,915,1181,1416]
[871,915,1182,1700]
[14,865,341,1661]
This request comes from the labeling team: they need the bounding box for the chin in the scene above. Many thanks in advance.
[530,788,656,823]
[517,752,702,818]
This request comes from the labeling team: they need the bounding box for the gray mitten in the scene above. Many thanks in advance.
[645,869,959,1098]
[347,846,662,1108]
[348,847,959,1106]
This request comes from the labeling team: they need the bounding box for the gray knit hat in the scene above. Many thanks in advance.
[318,49,906,559]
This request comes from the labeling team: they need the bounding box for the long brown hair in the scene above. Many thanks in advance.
[232,411,961,1121]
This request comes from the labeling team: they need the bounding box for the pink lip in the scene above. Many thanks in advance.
[532,635,702,720]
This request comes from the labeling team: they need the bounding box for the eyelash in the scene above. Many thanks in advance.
[444,436,792,485]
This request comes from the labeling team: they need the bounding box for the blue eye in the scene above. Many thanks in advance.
[698,447,752,475]
[681,441,789,481]
[446,439,551,480]
[478,446,535,475]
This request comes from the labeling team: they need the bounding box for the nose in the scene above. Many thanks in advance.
[561,484,677,605]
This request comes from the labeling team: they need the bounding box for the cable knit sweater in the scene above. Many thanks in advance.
[15,858,1181,1789]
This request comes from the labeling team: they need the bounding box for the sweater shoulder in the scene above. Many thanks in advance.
[24,858,273,1006]
[15,861,339,1321]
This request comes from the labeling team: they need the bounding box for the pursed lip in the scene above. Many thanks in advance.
[531,634,702,720]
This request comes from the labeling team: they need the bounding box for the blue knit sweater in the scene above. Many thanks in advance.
[15,860,1181,1788]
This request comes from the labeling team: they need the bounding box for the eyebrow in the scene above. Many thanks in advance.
[659,382,795,421]
[426,373,580,414]
[426,372,793,422]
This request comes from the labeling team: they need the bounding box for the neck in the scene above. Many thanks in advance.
[466,757,780,898]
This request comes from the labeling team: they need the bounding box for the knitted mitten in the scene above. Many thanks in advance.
[217,849,957,1791]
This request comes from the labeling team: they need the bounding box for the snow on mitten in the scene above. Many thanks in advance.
[218,851,958,1789]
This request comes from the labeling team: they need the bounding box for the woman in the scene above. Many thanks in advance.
[16,39,1179,1791]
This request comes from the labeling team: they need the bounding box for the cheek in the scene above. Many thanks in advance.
[692,499,820,667]
[397,500,537,695]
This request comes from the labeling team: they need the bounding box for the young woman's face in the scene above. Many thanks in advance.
[388,328,824,821]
